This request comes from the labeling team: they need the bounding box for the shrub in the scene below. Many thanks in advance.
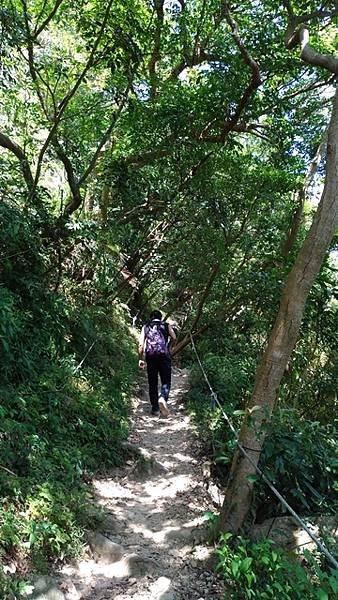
[256,409,338,520]
[217,534,338,599]
[0,205,137,594]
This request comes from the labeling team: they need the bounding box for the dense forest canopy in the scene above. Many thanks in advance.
[0,0,337,596]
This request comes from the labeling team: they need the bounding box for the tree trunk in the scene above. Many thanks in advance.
[218,84,338,534]
[280,188,305,258]
[188,263,220,333]
[281,131,327,258]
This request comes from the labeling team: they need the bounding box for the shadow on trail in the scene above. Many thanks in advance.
[59,368,224,599]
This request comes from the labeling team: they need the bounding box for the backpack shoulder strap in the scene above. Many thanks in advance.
[161,321,169,341]
[145,320,168,340]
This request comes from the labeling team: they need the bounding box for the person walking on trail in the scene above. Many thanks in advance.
[138,310,176,417]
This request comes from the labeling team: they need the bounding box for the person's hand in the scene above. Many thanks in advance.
[138,359,146,369]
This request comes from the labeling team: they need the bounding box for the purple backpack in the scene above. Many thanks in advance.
[145,320,169,357]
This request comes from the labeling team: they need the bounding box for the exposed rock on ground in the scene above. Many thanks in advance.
[252,515,338,553]
[37,367,226,600]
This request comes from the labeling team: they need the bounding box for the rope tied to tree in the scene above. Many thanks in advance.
[210,391,217,410]
[189,334,338,571]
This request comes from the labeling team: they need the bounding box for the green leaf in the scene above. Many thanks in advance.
[29,532,38,546]
[231,560,240,578]
[248,405,261,414]
[328,574,338,593]
[240,557,253,572]
[247,474,259,484]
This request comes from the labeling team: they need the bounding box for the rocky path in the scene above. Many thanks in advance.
[52,368,225,600]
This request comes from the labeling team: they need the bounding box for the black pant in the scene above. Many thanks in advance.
[146,355,171,411]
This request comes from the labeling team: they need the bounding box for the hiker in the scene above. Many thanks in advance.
[138,310,176,416]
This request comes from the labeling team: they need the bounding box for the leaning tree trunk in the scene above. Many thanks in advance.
[218,84,338,534]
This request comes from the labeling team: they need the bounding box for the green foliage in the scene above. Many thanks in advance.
[0,205,137,593]
[0,0,338,594]
[0,566,32,600]
[257,410,338,519]
[188,358,338,521]
[217,534,338,600]
[0,487,85,568]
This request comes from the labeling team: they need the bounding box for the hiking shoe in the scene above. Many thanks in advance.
[158,396,170,417]
[151,408,160,416]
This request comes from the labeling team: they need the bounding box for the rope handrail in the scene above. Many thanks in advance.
[189,334,338,571]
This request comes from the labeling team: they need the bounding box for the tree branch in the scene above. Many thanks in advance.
[295,6,338,26]
[28,0,114,200]
[284,2,338,73]
[123,121,267,170]
[219,3,261,139]
[279,75,335,101]
[0,132,34,190]
[281,129,328,258]
[298,26,338,73]
[200,122,269,143]
[124,133,177,167]
[53,139,83,215]
[0,464,16,477]
[78,84,132,188]
[189,262,220,334]
[171,322,209,356]
[148,0,164,98]
[20,0,51,118]
[168,0,228,81]
[33,0,65,38]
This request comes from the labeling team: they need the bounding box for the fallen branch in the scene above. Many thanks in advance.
[0,464,17,477]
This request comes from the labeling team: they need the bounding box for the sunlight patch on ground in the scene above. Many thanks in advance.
[143,473,194,499]
[156,418,190,433]
[62,557,130,579]
[93,480,135,499]
[172,452,197,463]
[57,369,226,599]
[193,544,214,562]
[130,523,180,544]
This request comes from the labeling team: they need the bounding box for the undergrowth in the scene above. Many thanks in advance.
[0,204,137,596]
[185,343,338,598]
[216,533,338,599]
[186,356,338,519]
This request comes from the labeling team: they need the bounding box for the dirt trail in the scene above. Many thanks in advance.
[60,367,225,600]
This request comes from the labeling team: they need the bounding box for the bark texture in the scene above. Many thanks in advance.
[218,85,338,534]
[0,132,34,190]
